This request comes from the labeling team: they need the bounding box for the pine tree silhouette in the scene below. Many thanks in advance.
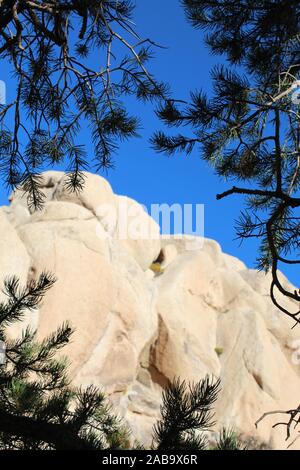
[152,0,300,324]
[0,1,169,210]
[0,273,244,450]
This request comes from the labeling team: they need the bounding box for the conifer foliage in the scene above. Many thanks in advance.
[0,273,127,449]
[153,0,300,324]
[153,377,220,450]
[0,0,168,210]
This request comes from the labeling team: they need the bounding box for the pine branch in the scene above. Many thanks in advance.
[153,376,221,450]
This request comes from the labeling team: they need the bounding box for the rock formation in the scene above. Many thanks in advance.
[1,171,300,449]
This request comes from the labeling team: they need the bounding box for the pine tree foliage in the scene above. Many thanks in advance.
[0,0,169,210]
[0,273,128,450]
[182,0,300,78]
[152,0,300,324]
[153,376,221,450]
[214,428,247,451]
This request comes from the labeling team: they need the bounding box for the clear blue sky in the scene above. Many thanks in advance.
[0,0,298,285]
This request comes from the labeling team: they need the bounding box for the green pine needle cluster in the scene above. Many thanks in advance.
[153,0,300,323]
[0,1,169,211]
[0,273,128,450]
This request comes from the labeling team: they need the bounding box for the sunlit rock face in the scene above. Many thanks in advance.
[1,171,300,449]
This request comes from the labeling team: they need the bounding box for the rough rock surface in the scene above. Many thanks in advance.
[1,171,300,449]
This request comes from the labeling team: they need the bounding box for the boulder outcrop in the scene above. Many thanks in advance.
[1,171,300,449]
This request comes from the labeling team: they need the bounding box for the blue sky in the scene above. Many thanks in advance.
[0,0,298,285]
